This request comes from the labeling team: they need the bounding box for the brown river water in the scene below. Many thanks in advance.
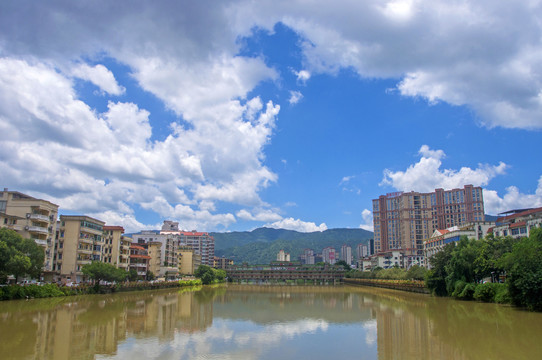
[0,284,541,360]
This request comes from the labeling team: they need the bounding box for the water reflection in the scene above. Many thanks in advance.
[0,285,540,360]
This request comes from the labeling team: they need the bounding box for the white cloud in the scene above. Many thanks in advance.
[381,145,507,192]
[294,69,311,83]
[70,63,125,95]
[359,209,373,232]
[266,217,327,232]
[236,208,282,222]
[288,90,303,104]
[379,145,542,215]
[483,176,542,215]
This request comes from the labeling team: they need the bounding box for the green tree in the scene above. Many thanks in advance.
[425,243,453,296]
[406,265,427,280]
[335,260,352,271]
[474,235,515,281]
[82,262,127,283]
[444,237,481,295]
[146,270,156,281]
[505,228,542,311]
[127,268,139,281]
[7,253,31,283]
[0,228,44,282]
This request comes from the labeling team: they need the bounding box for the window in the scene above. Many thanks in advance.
[0,200,6,212]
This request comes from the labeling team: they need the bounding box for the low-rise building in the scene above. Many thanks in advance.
[213,256,233,269]
[0,188,59,274]
[129,244,150,280]
[56,215,105,283]
[492,207,542,238]
[424,221,494,268]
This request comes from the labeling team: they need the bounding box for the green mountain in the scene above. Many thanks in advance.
[212,227,373,264]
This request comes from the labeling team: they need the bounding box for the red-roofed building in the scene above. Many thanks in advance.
[492,207,542,239]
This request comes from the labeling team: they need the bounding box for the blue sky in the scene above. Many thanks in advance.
[1,1,541,233]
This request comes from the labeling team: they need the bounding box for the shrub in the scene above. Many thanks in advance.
[474,282,499,302]
[494,284,511,304]
[458,283,476,300]
[451,280,467,298]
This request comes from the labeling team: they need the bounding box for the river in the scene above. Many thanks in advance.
[0,284,540,359]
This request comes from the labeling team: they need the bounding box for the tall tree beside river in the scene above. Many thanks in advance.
[0,228,44,283]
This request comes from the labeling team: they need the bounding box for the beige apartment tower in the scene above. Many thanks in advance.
[56,215,105,283]
[102,226,132,270]
[0,188,59,273]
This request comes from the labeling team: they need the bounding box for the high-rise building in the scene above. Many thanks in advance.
[356,244,365,259]
[372,185,484,256]
[56,215,105,283]
[300,248,315,264]
[322,247,336,264]
[0,188,59,273]
[277,249,290,262]
[340,245,352,265]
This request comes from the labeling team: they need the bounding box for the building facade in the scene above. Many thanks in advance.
[322,247,336,264]
[373,185,485,256]
[102,226,131,270]
[492,207,542,239]
[55,215,105,283]
[277,249,290,262]
[340,245,353,265]
[129,244,150,280]
[300,248,315,265]
[212,256,233,270]
[0,189,59,272]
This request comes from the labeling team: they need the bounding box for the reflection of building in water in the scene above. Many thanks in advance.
[375,303,466,360]
[177,292,214,333]
[2,290,215,360]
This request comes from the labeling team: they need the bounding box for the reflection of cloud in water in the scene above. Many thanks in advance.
[102,319,328,359]
[235,319,329,346]
[363,320,377,346]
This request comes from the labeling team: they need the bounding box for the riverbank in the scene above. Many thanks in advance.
[344,278,429,294]
[0,279,202,301]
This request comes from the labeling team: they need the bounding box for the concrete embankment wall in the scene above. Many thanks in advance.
[344,278,429,294]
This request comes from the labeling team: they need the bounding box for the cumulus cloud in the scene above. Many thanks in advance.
[235,0,542,129]
[266,217,327,232]
[294,69,311,83]
[236,208,283,222]
[288,90,303,104]
[70,63,125,95]
[359,209,373,231]
[380,145,542,215]
[483,176,542,215]
[381,145,507,192]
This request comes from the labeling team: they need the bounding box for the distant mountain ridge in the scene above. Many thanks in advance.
[211,227,373,264]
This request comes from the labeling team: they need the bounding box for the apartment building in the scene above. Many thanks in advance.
[0,188,59,273]
[56,215,105,283]
[179,246,202,275]
[277,249,290,262]
[212,256,233,270]
[131,231,179,279]
[373,185,484,256]
[492,207,542,239]
[300,248,315,265]
[322,247,336,264]
[146,241,162,277]
[129,244,150,280]
[340,245,353,265]
[102,226,132,270]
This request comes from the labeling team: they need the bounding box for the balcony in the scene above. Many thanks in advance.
[33,238,47,246]
[77,259,92,265]
[26,225,48,234]
[78,248,93,255]
[79,237,94,244]
[27,213,50,222]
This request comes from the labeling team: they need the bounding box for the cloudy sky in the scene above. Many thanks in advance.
[1,0,541,233]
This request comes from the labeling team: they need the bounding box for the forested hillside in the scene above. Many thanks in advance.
[212,227,373,264]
